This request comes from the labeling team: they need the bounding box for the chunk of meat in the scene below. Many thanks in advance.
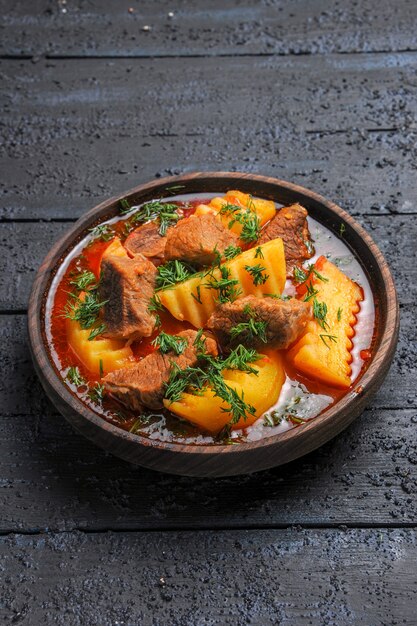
[258,204,314,275]
[124,221,171,263]
[207,295,311,350]
[99,253,157,341]
[165,213,238,266]
[103,329,218,410]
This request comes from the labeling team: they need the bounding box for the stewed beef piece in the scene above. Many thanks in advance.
[99,253,157,341]
[124,221,171,264]
[207,295,311,350]
[165,213,238,266]
[103,329,218,410]
[258,204,314,274]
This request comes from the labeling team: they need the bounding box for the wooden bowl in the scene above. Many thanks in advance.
[28,173,399,477]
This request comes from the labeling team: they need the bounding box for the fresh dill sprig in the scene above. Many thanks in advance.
[254,246,264,259]
[191,285,202,304]
[130,200,180,236]
[148,293,164,313]
[220,202,261,243]
[88,383,105,403]
[223,244,242,260]
[69,270,96,292]
[221,345,261,375]
[229,304,268,345]
[303,283,319,302]
[89,224,114,242]
[87,323,106,341]
[119,198,131,214]
[151,331,187,356]
[319,333,338,348]
[265,293,291,301]
[156,260,198,290]
[205,265,242,304]
[312,299,329,330]
[64,291,108,332]
[66,366,85,387]
[193,328,207,354]
[164,347,260,430]
[245,263,269,286]
[293,266,308,283]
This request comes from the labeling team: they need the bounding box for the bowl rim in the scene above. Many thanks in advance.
[28,171,399,459]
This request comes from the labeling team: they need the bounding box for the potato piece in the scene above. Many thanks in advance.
[66,316,134,376]
[195,189,276,238]
[287,256,363,388]
[158,238,286,328]
[164,352,285,433]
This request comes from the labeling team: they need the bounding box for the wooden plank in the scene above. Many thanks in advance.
[1,407,416,532]
[0,217,410,312]
[1,529,416,625]
[1,0,416,57]
[1,55,417,219]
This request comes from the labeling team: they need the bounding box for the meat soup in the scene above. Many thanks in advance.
[45,190,375,444]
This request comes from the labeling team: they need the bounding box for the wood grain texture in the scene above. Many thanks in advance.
[1,55,417,219]
[1,408,416,532]
[1,529,416,626]
[1,215,414,311]
[1,0,416,57]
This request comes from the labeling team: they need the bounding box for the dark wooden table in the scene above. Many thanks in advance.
[1,2,416,624]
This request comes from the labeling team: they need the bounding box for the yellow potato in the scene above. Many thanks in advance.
[195,190,276,238]
[66,317,134,377]
[158,238,286,328]
[287,257,363,388]
[164,352,285,433]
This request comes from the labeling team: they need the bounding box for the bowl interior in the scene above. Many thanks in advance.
[28,172,399,476]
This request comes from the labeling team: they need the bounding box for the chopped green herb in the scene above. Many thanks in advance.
[319,333,338,348]
[88,383,105,403]
[69,270,96,292]
[339,223,346,237]
[293,266,308,283]
[164,185,185,192]
[66,366,85,387]
[265,293,291,301]
[88,323,106,341]
[156,260,198,290]
[304,283,319,302]
[191,285,202,304]
[99,359,104,378]
[337,307,343,322]
[193,328,207,354]
[223,244,242,260]
[312,299,329,330]
[245,263,269,286]
[130,200,180,236]
[230,318,268,344]
[205,265,242,304]
[89,224,113,242]
[64,291,108,331]
[119,198,131,214]
[151,331,187,355]
[148,293,164,313]
[220,202,261,243]
[254,246,264,259]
